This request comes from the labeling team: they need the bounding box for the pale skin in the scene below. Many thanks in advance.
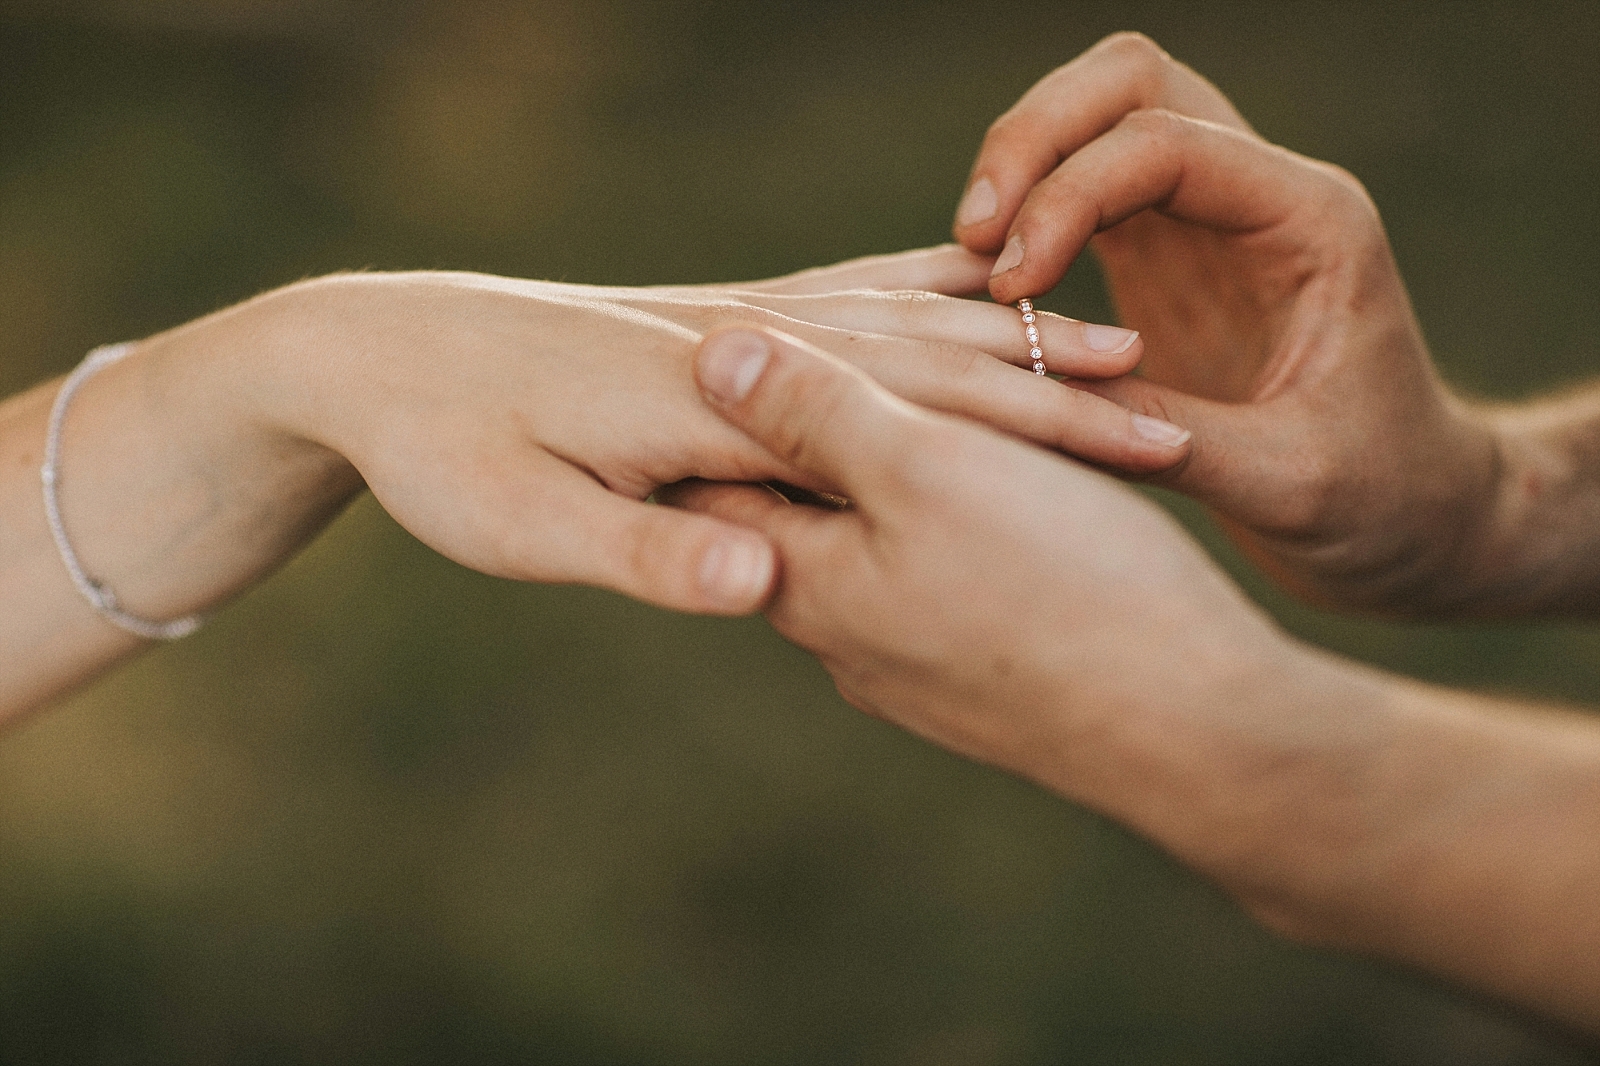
[665,32,1600,1035]
[0,245,1198,723]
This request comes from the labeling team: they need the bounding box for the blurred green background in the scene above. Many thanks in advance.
[2,1,1599,1063]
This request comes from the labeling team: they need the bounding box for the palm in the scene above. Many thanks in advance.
[1093,211,1307,404]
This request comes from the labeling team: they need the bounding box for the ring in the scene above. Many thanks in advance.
[1017,299,1045,375]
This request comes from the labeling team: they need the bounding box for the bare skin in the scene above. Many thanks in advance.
[954,31,1600,620]
[0,246,1191,722]
[669,326,1600,1036]
[675,31,1600,1035]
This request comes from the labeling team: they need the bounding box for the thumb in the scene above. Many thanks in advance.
[694,327,923,501]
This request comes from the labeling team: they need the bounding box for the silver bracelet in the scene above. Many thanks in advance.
[41,343,203,642]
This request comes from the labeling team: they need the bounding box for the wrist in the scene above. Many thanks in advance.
[1342,398,1505,618]
[102,284,364,616]
[1053,630,1403,942]
[1434,400,1600,617]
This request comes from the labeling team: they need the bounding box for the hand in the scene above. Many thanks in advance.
[667,329,1600,1036]
[207,247,1190,615]
[951,33,1500,615]
[2,246,1194,718]
[663,327,1294,808]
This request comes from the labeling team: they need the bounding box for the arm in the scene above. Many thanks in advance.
[669,327,1600,1034]
[0,291,362,716]
[0,248,1189,723]
[1462,388,1600,615]
[950,32,1600,619]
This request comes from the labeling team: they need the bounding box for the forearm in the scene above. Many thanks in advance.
[0,288,363,722]
[1078,648,1600,1034]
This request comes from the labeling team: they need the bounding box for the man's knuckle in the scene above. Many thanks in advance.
[771,374,851,468]
[1103,32,1170,83]
[1099,30,1168,64]
[1267,449,1345,532]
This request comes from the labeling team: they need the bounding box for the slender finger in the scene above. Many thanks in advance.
[729,290,1144,379]
[776,322,1191,473]
[988,108,1355,305]
[722,244,996,296]
[955,32,1251,254]
[484,451,780,615]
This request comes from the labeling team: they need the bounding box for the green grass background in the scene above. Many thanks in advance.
[2,1,1598,1062]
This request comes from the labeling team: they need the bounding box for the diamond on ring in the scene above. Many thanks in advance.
[1017,300,1045,375]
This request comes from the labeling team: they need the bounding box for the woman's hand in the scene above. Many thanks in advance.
[951,33,1504,616]
[664,326,1297,799]
[232,249,1187,614]
[2,246,1196,718]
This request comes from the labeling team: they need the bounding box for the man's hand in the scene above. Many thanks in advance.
[953,33,1507,617]
[665,326,1291,809]
[668,327,1600,1035]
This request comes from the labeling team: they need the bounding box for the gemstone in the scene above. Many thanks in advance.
[1030,347,1042,359]
[1022,312,1035,323]
[1033,363,1046,374]
[1026,327,1038,341]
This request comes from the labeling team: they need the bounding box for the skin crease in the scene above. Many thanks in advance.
[0,246,1187,722]
[949,31,1600,620]
[668,326,1600,1038]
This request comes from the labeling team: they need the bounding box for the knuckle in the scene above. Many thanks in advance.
[1119,106,1187,141]
[980,108,1027,156]
[1098,30,1169,63]
[882,287,943,324]
[919,336,987,380]
[1265,447,1345,532]
[1312,160,1380,222]
[1097,31,1172,88]
[770,371,853,470]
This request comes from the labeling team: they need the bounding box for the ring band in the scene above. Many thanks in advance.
[1017,299,1045,375]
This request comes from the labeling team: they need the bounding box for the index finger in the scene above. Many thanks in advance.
[686,245,997,297]
[954,32,1251,256]
[987,109,1358,306]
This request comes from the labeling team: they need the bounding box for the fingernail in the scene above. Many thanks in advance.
[699,330,771,403]
[700,537,773,608]
[956,177,998,226]
[1131,413,1191,447]
[991,234,1025,277]
[1084,324,1139,354]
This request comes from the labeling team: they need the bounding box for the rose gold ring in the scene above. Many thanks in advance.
[1017,299,1045,375]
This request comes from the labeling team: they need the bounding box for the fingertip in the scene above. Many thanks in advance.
[697,532,778,614]
[986,248,1042,306]
[1053,324,1142,378]
[955,176,999,228]
[1106,410,1193,476]
[1130,412,1192,450]
[697,328,774,405]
